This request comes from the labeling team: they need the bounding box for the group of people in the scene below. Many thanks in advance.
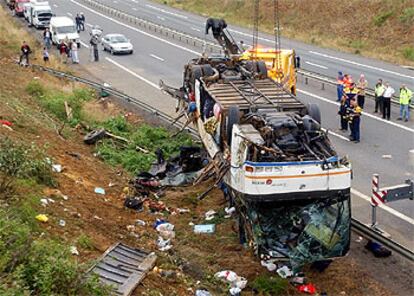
[57,39,80,64]
[336,72,412,143]
[374,80,412,122]
[337,72,365,143]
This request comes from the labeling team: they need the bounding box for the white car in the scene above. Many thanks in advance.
[101,34,133,55]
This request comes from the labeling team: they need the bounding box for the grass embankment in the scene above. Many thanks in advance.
[158,0,414,65]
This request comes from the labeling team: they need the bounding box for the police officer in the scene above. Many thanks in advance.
[349,99,362,143]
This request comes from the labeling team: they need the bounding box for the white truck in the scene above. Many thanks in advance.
[161,50,352,270]
[25,0,52,29]
[50,16,81,48]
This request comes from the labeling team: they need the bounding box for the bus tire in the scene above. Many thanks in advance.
[307,103,321,124]
[227,105,240,146]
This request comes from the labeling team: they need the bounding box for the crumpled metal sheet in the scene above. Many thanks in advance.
[248,196,350,271]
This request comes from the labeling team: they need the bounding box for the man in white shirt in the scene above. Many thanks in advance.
[382,82,394,120]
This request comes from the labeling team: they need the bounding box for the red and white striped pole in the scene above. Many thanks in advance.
[371,174,388,226]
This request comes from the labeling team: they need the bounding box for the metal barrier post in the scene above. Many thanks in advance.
[371,173,379,227]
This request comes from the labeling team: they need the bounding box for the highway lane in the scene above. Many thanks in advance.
[41,0,414,246]
[94,0,414,92]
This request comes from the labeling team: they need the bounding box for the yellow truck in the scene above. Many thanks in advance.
[240,48,297,95]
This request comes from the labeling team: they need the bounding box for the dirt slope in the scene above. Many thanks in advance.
[159,0,414,65]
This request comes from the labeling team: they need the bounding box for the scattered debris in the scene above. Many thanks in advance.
[84,129,107,145]
[365,240,392,257]
[0,119,13,127]
[194,224,215,234]
[156,222,175,240]
[87,243,156,296]
[195,290,212,296]
[52,164,63,173]
[355,236,363,243]
[93,215,103,220]
[35,214,49,222]
[156,237,172,251]
[40,198,55,206]
[276,265,293,278]
[261,260,277,272]
[297,283,317,294]
[124,196,144,211]
[177,208,190,214]
[224,206,236,218]
[70,246,80,256]
[94,187,106,195]
[148,200,166,212]
[382,155,392,159]
[66,151,81,159]
[214,270,247,296]
[291,275,306,285]
[204,210,216,221]
[59,219,66,227]
[135,219,147,226]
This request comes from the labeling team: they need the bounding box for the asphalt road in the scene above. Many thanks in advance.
[14,0,414,248]
[95,0,414,94]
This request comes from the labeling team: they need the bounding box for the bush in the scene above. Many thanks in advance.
[373,11,394,26]
[402,47,414,62]
[26,80,46,98]
[251,274,288,295]
[0,207,111,295]
[96,117,194,174]
[0,138,55,198]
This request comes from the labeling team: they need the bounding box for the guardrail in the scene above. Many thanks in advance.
[31,64,199,139]
[79,0,222,54]
[31,64,414,262]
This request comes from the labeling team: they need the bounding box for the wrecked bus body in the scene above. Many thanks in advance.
[161,54,351,269]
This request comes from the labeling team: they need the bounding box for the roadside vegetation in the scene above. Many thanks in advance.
[158,0,414,65]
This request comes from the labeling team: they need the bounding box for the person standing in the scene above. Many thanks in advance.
[75,13,81,32]
[80,13,86,31]
[59,40,68,63]
[295,55,301,69]
[43,28,52,49]
[382,82,394,120]
[338,95,350,131]
[43,47,49,64]
[398,84,412,122]
[374,79,385,114]
[345,82,359,102]
[336,71,344,101]
[19,41,31,66]
[356,74,368,109]
[90,35,99,62]
[349,99,362,143]
[71,39,79,64]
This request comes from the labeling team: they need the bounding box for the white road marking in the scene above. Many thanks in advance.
[297,89,414,133]
[67,12,73,17]
[105,57,160,89]
[150,54,165,62]
[322,128,350,141]
[309,51,414,80]
[145,4,188,19]
[157,16,165,21]
[132,7,137,11]
[80,40,89,48]
[53,4,58,8]
[191,27,201,32]
[305,61,328,70]
[70,0,200,56]
[86,23,93,28]
[351,188,414,225]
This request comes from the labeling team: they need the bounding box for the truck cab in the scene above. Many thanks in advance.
[27,1,52,29]
[50,16,80,47]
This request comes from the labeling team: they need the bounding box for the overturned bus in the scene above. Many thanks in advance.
[161,55,351,270]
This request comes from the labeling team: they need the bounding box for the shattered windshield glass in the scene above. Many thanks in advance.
[248,195,350,272]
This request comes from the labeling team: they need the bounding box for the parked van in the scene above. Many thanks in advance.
[26,0,52,28]
[50,16,81,47]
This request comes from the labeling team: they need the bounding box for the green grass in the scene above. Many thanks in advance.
[26,80,95,126]
[373,10,394,26]
[399,7,414,24]
[251,274,288,295]
[77,234,95,250]
[402,47,414,62]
